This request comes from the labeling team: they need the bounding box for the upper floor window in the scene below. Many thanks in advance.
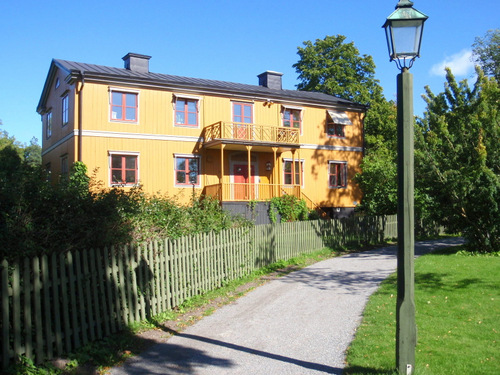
[110,91,138,122]
[329,161,347,188]
[110,153,138,186]
[46,112,52,139]
[283,108,301,130]
[233,102,253,124]
[62,94,69,126]
[327,110,352,138]
[175,97,198,127]
[327,122,345,138]
[283,159,304,186]
[175,155,200,186]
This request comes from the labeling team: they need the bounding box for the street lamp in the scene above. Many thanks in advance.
[383,1,428,375]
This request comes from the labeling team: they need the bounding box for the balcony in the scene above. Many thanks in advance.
[204,122,300,151]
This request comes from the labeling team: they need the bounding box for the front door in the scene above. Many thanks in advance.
[233,102,253,139]
[233,164,255,200]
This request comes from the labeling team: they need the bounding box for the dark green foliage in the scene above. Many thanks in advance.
[416,68,500,252]
[354,148,397,215]
[125,191,247,244]
[0,155,249,261]
[293,35,381,105]
[269,195,310,222]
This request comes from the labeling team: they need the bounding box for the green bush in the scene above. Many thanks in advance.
[0,159,250,261]
[269,195,310,222]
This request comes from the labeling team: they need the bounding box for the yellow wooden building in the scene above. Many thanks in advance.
[37,53,367,219]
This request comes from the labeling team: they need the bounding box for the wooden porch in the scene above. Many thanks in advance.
[203,183,326,216]
[204,183,301,202]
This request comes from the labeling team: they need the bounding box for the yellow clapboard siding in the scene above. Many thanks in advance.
[41,62,365,210]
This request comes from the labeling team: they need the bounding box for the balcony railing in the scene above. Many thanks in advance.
[204,122,300,145]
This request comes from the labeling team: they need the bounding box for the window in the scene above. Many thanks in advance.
[329,161,347,188]
[62,95,69,126]
[61,155,69,181]
[283,160,304,186]
[283,108,301,130]
[110,91,138,122]
[45,163,51,182]
[233,102,253,123]
[175,156,200,186]
[327,110,352,138]
[110,154,138,185]
[175,98,198,126]
[327,122,345,137]
[46,112,52,139]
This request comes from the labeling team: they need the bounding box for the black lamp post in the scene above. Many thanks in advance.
[383,1,428,374]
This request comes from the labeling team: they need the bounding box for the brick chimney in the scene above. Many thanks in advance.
[258,71,283,90]
[122,53,151,73]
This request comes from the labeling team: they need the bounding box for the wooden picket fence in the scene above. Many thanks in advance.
[0,215,396,369]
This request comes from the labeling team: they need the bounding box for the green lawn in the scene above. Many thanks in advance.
[344,247,500,375]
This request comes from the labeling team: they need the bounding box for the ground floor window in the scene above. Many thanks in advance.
[283,159,304,186]
[175,155,200,186]
[60,154,68,181]
[110,153,138,186]
[328,161,347,188]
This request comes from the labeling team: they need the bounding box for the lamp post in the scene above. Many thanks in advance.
[383,1,428,374]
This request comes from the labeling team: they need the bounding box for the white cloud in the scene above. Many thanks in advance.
[430,49,475,77]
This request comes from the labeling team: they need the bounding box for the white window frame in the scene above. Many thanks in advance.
[282,105,304,135]
[108,151,140,186]
[45,111,52,139]
[108,87,140,124]
[60,154,69,181]
[282,158,305,187]
[61,93,69,126]
[328,160,348,189]
[173,93,202,128]
[174,153,201,188]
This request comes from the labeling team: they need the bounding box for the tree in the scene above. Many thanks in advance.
[472,29,500,82]
[416,67,499,252]
[0,121,41,165]
[293,35,383,105]
[293,35,399,215]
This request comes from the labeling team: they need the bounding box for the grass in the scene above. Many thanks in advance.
[344,246,500,375]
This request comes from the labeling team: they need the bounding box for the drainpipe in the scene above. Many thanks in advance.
[77,72,85,162]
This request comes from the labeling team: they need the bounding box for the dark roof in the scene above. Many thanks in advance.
[38,58,367,113]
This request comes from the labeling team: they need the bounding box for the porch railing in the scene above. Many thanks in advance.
[205,183,301,202]
[204,122,300,145]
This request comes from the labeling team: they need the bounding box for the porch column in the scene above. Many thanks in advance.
[272,147,278,198]
[220,144,225,200]
[298,148,302,191]
[291,149,296,194]
[246,145,252,201]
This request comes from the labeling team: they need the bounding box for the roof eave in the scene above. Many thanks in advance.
[36,60,75,114]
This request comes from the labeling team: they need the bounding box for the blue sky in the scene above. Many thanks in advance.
[1,0,498,145]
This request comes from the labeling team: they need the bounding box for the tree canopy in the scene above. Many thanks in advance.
[293,35,384,105]
[416,67,499,251]
[472,29,500,82]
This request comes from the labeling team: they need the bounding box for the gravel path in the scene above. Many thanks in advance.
[110,238,463,375]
